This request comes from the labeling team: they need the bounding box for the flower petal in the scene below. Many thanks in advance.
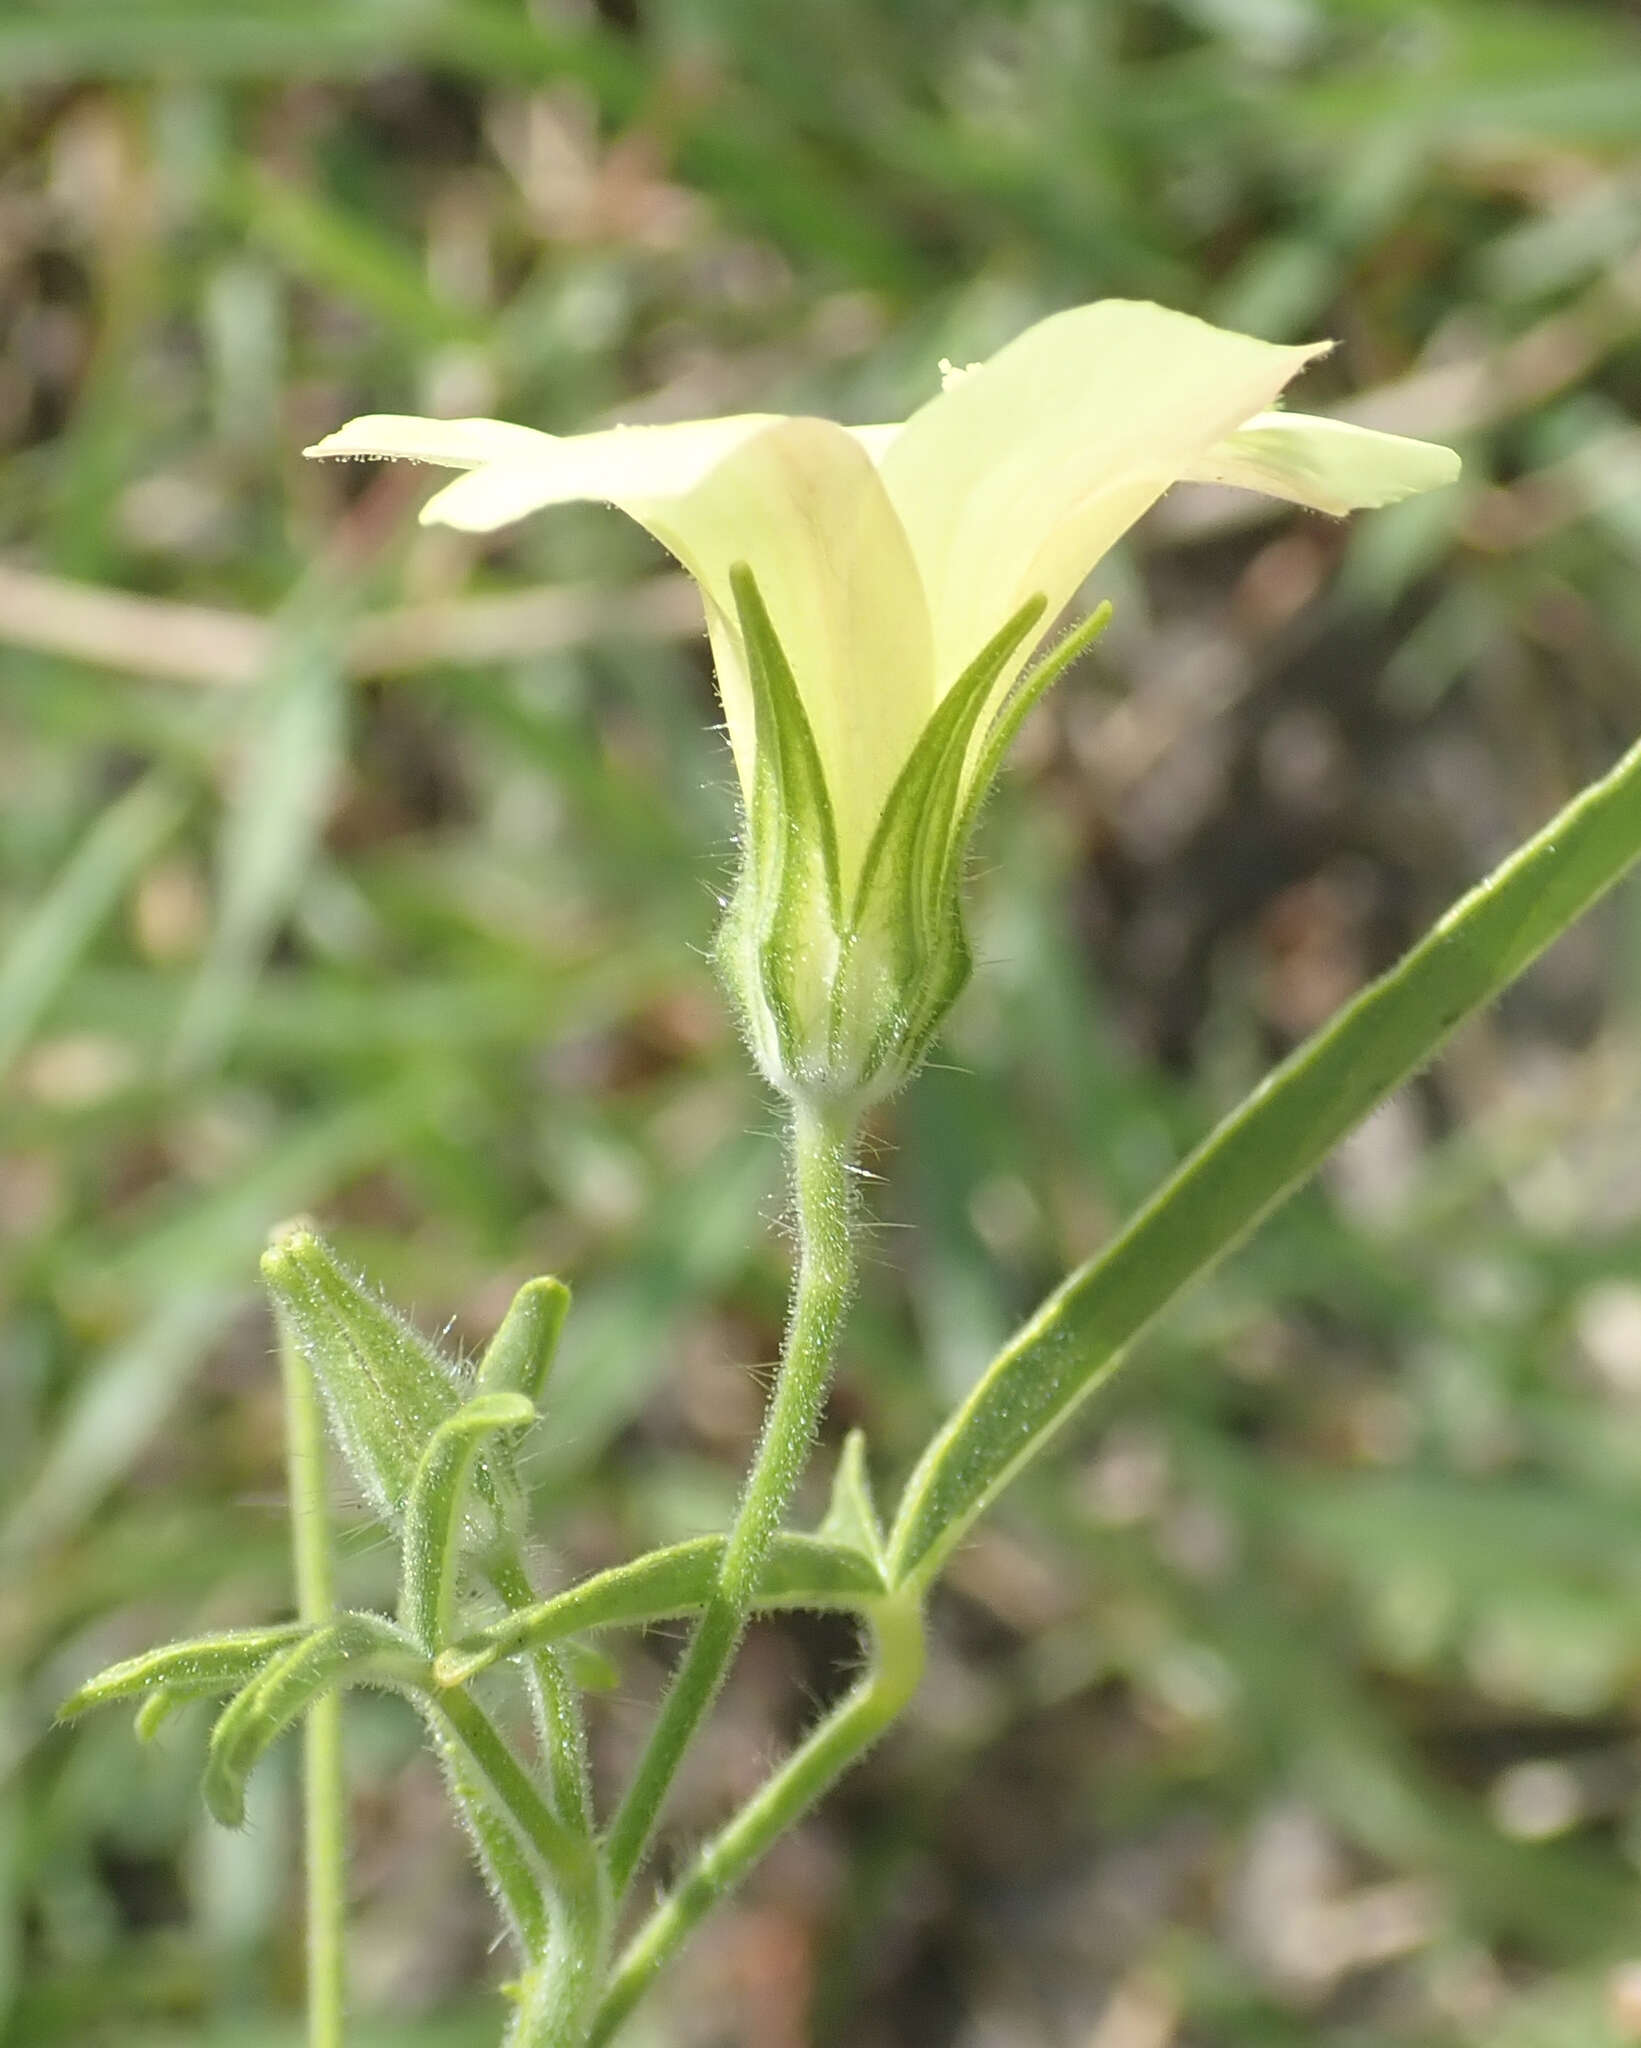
[417,415,935,888]
[875,300,1330,686]
[414,416,784,525]
[1183,411,1462,514]
[847,424,900,461]
[303,414,555,468]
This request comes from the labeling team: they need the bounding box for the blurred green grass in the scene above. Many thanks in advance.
[8,1,1641,2042]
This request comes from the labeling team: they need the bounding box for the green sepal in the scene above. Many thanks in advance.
[850,594,1046,949]
[731,561,843,928]
[817,1429,886,1573]
[400,1392,537,1651]
[878,601,1112,1088]
[832,597,1047,1092]
[939,601,1113,912]
[261,1222,463,1528]
[433,1531,887,1688]
[205,1612,425,1828]
[57,1624,310,1723]
[476,1277,570,1410]
[472,1277,569,1544]
[716,563,845,1095]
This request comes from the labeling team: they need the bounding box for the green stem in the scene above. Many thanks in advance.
[279,1332,345,2048]
[588,1595,925,2045]
[436,1687,594,1916]
[435,1687,607,2047]
[428,1710,550,1958]
[489,1552,594,1839]
[604,1101,858,1898]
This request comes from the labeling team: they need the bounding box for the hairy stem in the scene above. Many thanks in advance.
[435,1686,607,2046]
[604,1101,858,1897]
[279,1331,345,2048]
[589,1595,925,2044]
[489,1551,594,1839]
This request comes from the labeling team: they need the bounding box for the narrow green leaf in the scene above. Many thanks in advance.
[57,1624,310,1722]
[205,1613,424,1828]
[433,1532,887,1687]
[889,720,1641,1590]
[0,9,448,86]
[400,1393,537,1651]
[756,1530,887,1605]
[0,2,633,98]
[260,1224,462,1528]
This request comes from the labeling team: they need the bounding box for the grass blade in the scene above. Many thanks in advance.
[171,636,344,1075]
[0,773,184,1076]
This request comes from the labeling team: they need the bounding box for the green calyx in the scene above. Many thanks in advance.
[715,565,1111,1113]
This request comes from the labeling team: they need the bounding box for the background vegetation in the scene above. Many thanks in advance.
[8,1,1641,2042]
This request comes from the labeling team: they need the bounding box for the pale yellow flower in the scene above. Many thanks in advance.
[309,300,1458,1106]
[308,299,1456,892]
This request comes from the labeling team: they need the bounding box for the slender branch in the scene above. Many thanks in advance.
[604,1101,858,1897]
[588,1596,925,2045]
[279,1331,346,2048]
[434,1686,607,2046]
[436,1687,592,1909]
[505,1878,610,2048]
[488,1551,594,1840]
[428,1713,551,1959]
